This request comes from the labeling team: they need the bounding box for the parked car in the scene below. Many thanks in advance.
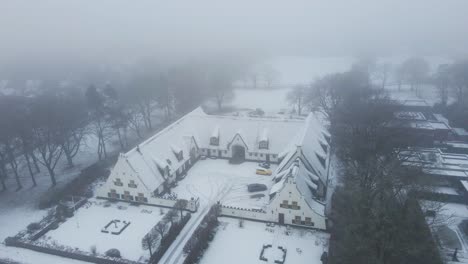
[248,183,267,192]
[209,156,218,160]
[200,155,207,160]
[256,167,272,175]
[258,162,270,169]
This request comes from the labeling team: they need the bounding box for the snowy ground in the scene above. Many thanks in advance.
[172,159,276,210]
[200,217,329,264]
[159,160,277,264]
[38,199,165,262]
[420,200,468,263]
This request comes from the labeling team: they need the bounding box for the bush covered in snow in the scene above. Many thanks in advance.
[105,248,121,258]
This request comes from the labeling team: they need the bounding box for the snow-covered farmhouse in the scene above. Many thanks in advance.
[97,107,331,229]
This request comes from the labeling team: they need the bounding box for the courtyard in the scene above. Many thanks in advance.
[38,199,167,262]
[171,159,277,209]
[200,217,329,264]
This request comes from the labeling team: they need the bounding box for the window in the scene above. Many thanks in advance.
[108,189,119,199]
[136,193,148,203]
[166,159,172,165]
[259,141,268,149]
[280,200,289,208]
[293,216,301,224]
[122,191,133,201]
[114,178,123,186]
[272,154,277,159]
[260,154,263,157]
[304,217,314,226]
[128,180,137,188]
[254,153,258,157]
[210,137,219,146]
[291,201,300,210]
[224,150,227,154]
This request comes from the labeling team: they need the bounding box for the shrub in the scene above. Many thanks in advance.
[27,223,41,232]
[90,245,97,255]
[105,248,121,258]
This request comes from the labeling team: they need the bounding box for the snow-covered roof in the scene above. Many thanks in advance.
[114,107,306,191]
[260,128,269,142]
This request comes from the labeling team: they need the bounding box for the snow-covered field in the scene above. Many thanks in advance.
[39,199,165,262]
[200,217,329,264]
[172,159,276,210]
[227,89,291,114]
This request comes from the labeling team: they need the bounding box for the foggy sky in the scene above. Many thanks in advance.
[1,0,468,69]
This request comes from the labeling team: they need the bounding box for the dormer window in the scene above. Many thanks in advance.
[320,142,328,153]
[171,145,184,162]
[210,126,220,146]
[316,153,326,168]
[259,128,269,149]
[259,140,269,149]
[210,137,219,146]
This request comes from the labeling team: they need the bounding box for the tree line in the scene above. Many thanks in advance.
[287,57,468,124]
[302,66,443,263]
[0,61,245,191]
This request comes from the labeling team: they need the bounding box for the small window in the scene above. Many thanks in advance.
[128,180,137,188]
[259,141,268,149]
[254,153,258,157]
[210,137,219,146]
[166,159,172,165]
[114,178,123,186]
[272,154,277,158]
[260,154,263,157]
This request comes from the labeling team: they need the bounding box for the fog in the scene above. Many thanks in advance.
[1,0,467,71]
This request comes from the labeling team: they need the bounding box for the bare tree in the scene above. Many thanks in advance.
[286,85,307,115]
[154,220,168,239]
[164,209,179,226]
[449,59,468,104]
[400,57,429,96]
[433,64,451,106]
[174,199,188,219]
[86,85,111,160]
[208,68,235,112]
[31,95,65,186]
[142,230,159,258]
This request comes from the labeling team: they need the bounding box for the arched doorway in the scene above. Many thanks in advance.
[231,145,245,164]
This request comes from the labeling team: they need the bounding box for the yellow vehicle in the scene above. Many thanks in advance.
[256,168,272,176]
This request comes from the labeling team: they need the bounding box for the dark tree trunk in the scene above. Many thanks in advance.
[64,148,74,168]
[24,152,37,187]
[10,161,22,190]
[46,166,57,186]
[116,128,125,150]
[31,152,41,173]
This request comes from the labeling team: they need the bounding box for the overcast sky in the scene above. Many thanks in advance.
[1,0,467,69]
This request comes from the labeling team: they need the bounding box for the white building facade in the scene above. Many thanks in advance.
[97,107,331,229]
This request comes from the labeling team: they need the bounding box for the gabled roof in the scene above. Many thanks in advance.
[113,107,306,191]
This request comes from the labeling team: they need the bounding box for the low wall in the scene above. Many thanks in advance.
[220,205,271,222]
[5,238,142,264]
[97,196,200,212]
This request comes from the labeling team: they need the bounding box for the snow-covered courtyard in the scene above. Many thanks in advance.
[172,159,276,210]
[200,217,329,264]
[38,199,166,262]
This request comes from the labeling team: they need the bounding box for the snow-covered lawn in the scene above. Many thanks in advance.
[172,159,276,210]
[38,199,166,262]
[200,217,329,264]
[228,88,292,114]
